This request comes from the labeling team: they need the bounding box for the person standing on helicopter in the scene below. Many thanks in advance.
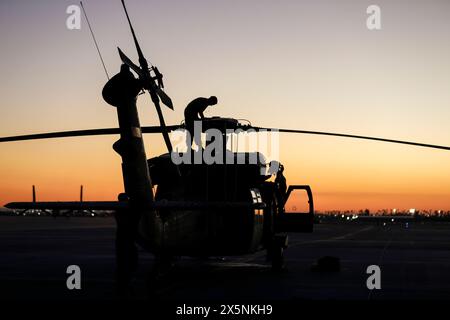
[184,96,218,150]
[271,161,287,214]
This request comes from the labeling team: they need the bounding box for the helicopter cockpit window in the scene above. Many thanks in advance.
[250,188,263,216]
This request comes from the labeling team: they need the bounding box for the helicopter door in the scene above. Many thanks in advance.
[277,185,314,233]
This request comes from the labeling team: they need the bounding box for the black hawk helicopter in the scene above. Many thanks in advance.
[1,0,449,293]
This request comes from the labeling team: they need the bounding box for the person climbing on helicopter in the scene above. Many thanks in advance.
[184,96,218,150]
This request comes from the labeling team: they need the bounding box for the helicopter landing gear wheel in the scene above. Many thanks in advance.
[270,234,288,272]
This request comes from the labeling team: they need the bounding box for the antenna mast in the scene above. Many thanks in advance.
[80,1,110,80]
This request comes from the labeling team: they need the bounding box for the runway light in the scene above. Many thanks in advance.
[391,218,394,222]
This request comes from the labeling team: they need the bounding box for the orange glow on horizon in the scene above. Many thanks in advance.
[1,134,449,211]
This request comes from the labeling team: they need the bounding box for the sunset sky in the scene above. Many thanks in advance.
[1,0,449,211]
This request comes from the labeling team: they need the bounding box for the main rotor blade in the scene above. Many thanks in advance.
[156,87,174,110]
[118,47,143,77]
[252,127,450,151]
[5,124,446,151]
[0,125,181,143]
[148,92,174,154]
[121,0,147,68]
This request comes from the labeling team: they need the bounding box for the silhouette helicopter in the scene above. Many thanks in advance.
[1,0,449,293]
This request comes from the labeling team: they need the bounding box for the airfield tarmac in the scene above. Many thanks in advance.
[1,216,450,302]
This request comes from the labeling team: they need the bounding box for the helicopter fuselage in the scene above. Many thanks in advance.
[102,64,313,263]
[138,154,271,256]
